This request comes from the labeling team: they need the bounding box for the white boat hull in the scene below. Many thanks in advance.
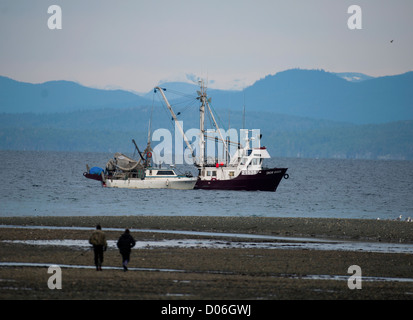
[104,176,197,190]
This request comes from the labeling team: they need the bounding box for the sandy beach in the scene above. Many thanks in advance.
[1,216,413,300]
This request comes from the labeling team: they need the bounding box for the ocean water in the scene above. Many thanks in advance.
[0,150,412,220]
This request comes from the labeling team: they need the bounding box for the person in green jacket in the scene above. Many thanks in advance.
[89,224,107,271]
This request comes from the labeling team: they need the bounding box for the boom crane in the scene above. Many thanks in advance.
[154,87,197,164]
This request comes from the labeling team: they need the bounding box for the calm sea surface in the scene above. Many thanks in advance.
[0,150,412,220]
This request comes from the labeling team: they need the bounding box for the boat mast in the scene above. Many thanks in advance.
[197,80,206,167]
[155,81,230,168]
[198,80,229,166]
[144,100,154,167]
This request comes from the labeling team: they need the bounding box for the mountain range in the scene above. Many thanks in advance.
[0,69,412,159]
[0,76,149,113]
[208,69,413,124]
[1,69,412,124]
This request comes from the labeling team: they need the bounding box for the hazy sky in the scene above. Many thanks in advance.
[1,0,412,92]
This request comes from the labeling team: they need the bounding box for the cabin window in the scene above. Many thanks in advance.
[252,158,259,165]
[156,170,174,175]
[240,157,248,165]
[207,171,217,177]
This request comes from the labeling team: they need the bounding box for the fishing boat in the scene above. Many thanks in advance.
[154,81,288,192]
[84,141,197,190]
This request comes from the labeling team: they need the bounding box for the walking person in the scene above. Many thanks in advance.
[89,224,107,271]
[117,229,136,271]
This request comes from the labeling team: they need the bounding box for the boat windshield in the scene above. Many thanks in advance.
[156,170,175,176]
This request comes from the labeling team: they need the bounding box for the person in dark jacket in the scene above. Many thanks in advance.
[116,229,136,271]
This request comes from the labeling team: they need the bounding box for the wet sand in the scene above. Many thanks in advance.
[1,216,413,300]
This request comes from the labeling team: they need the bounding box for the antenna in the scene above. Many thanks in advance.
[227,110,230,165]
[242,91,246,130]
[148,93,155,144]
